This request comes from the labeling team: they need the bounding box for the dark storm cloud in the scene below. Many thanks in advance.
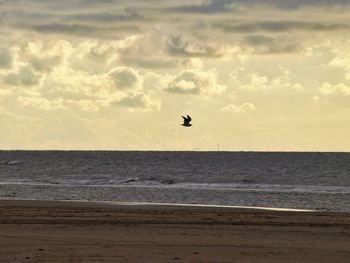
[1,9,144,25]
[0,10,59,25]
[80,0,116,4]
[233,0,350,9]
[66,9,144,23]
[212,20,350,33]
[1,0,350,45]
[165,0,350,15]
[167,0,235,14]
[0,1,146,38]
[2,0,350,15]
[0,8,145,39]
[243,35,274,45]
[0,0,128,13]
[20,23,140,39]
[242,35,302,54]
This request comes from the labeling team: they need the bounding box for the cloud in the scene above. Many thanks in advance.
[5,0,350,13]
[0,47,12,68]
[166,69,226,95]
[328,48,350,81]
[71,35,142,73]
[121,57,180,69]
[109,67,141,90]
[21,40,72,72]
[243,35,274,45]
[116,92,161,110]
[17,96,68,110]
[0,40,72,87]
[232,0,350,10]
[0,0,121,11]
[319,82,350,96]
[166,35,219,58]
[4,66,42,86]
[66,9,144,23]
[16,66,162,111]
[21,23,140,39]
[212,20,350,33]
[230,70,305,93]
[0,10,58,26]
[143,72,172,91]
[221,103,255,113]
[0,88,12,97]
[241,35,302,54]
[167,0,235,14]
[0,37,162,112]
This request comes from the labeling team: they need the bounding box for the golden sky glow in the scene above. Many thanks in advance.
[1,0,350,150]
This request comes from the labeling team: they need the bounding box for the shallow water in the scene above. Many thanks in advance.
[0,151,349,211]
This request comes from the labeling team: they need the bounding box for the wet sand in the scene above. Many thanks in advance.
[0,200,349,262]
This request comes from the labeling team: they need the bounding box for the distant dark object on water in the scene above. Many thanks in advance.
[121,178,140,184]
[242,179,254,183]
[181,115,192,127]
[160,179,174,185]
[1,160,23,166]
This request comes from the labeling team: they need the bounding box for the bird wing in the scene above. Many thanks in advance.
[186,115,192,122]
[182,115,189,124]
[181,116,190,124]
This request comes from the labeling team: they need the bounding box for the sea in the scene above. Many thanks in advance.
[0,151,349,212]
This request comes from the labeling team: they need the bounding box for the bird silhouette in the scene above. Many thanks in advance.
[181,115,192,127]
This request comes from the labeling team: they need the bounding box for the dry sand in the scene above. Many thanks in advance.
[0,200,348,263]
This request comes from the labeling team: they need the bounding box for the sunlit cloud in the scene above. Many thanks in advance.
[166,69,226,95]
[319,82,350,96]
[221,103,255,113]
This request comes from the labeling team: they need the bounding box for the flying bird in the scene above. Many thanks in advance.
[181,115,192,127]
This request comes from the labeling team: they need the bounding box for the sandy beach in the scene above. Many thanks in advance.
[0,200,348,263]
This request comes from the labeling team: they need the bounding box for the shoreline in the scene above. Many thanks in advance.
[0,199,317,212]
[0,199,349,262]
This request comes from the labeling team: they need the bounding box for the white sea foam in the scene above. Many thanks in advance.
[107,201,316,212]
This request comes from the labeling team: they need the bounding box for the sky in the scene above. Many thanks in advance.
[1,0,350,151]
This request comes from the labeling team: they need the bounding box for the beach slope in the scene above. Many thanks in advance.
[0,200,349,262]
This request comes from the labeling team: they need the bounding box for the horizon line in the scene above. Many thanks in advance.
[1,149,350,153]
